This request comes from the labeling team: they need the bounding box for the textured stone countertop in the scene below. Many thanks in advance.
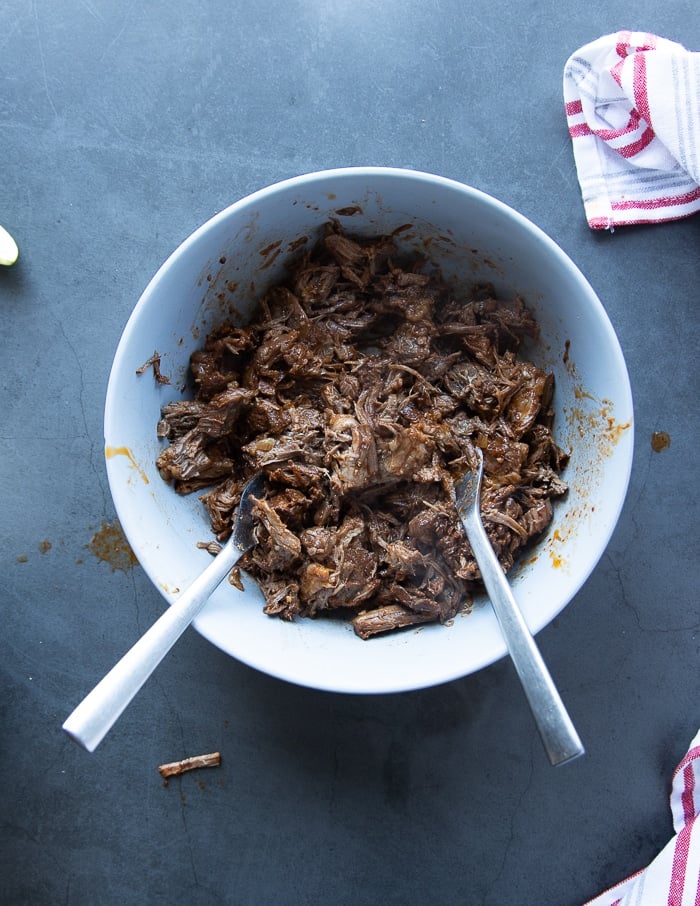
[2,3,699,904]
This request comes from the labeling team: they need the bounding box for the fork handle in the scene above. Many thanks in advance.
[62,539,240,753]
[462,510,584,766]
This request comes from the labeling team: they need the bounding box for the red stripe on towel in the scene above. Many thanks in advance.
[593,110,641,142]
[633,51,653,128]
[668,824,692,906]
[672,746,700,791]
[615,126,655,158]
[569,122,593,138]
[682,763,697,827]
[611,186,700,211]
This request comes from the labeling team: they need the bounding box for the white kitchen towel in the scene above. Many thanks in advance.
[563,31,700,229]
[584,728,700,905]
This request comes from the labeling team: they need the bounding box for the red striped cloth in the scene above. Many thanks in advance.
[563,32,700,229]
[584,729,700,906]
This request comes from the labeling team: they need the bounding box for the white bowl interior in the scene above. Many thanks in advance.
[104,168,633,694]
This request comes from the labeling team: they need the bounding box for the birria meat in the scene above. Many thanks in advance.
[156,223,568,638]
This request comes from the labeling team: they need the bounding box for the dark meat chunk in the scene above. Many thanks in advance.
[381,321,433,367]
[520,498,553,540]
[353,604,436,639]
[194,387,254,439]
[296,516,381,613]
[249,497,302,571]
[256,575,301,621]
[443,361,517,417]
[506,366,550,438]
[156,430,233,489]
[157,400,209,438]
[189,324,255,399]
[156,224,569,638]
[325,413,379,495]
[199,476,244,538]
[157,387,252,444]
[323,225,394,289]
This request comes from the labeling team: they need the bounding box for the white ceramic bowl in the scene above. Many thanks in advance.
[104,167,633,694]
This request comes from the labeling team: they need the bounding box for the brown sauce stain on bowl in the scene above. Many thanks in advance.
[258,240,283,271]
[566,401,631,455]
[288,235,309,252]
[546,527,567,569]
[563,348,632,459]
[651,431,671,452]
[334,205,363,217]
[39,540,52,554]
[601,409,632,447]
[105,446,150,485]
[259,239,282,257]
[88,520,138,572]
[549,550,564,568]
[560,350,631,455]
[574,385,596,402]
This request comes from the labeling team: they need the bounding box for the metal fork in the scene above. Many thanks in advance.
[454,450,584,766]
[63,473,265,753]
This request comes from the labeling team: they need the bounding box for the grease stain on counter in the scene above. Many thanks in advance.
[651,431,671,452]
[17,539,66,563]
[88,521,138,572]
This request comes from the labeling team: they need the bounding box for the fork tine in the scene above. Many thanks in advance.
[454,447,484,514]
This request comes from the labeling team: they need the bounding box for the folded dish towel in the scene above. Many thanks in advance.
[584,728,700,905]
[563,31,700,229]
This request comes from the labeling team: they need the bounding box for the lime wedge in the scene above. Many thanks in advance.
[0,224,19,266]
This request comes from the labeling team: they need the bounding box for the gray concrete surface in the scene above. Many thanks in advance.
[2,2,699,904]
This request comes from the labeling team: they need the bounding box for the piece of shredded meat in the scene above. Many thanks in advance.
[156,222,569,639]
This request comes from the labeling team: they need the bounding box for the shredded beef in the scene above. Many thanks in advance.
[156,223,569,638]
